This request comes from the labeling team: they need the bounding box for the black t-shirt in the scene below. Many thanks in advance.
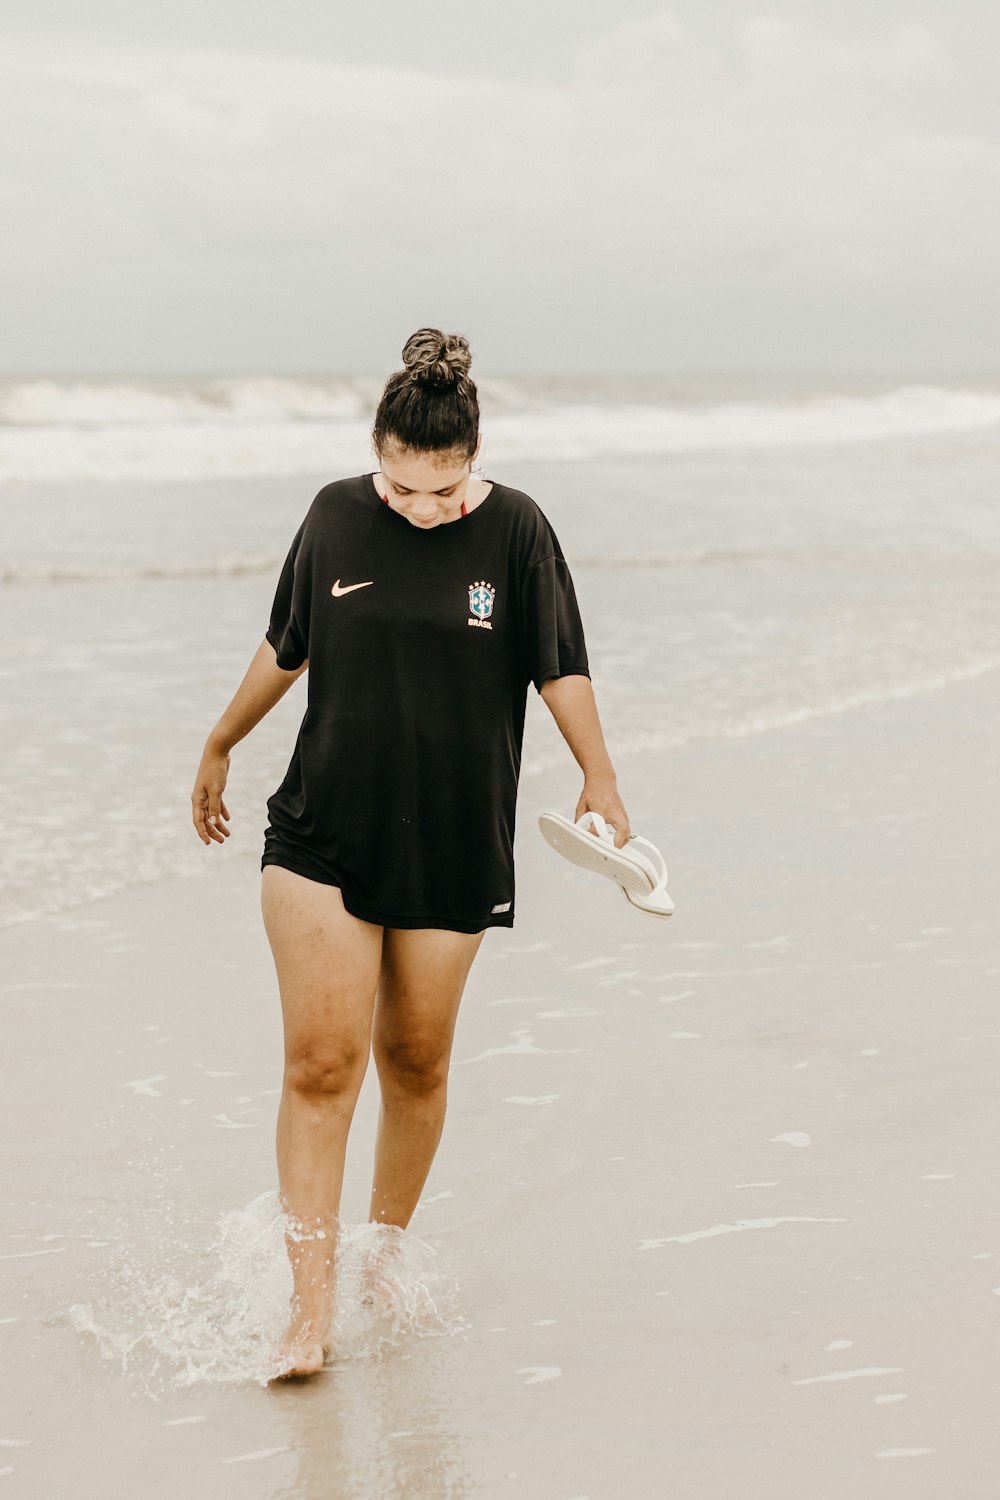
[260,472,590,933]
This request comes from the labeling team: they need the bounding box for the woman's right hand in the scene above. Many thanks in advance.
[191,744,232,845]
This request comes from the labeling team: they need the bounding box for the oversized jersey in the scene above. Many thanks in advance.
[260,472,590,932]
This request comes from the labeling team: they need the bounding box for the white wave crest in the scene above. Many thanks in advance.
[1,379,998,482]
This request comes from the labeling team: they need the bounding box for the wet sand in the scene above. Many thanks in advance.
[2,669,1000,1498]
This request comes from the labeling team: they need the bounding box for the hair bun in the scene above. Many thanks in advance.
[401,327,472,391]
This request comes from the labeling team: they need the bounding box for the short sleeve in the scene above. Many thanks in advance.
[265,522,309,671]
[520,553,591,693]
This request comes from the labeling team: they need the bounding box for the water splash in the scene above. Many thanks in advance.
[68,1191,464,1393]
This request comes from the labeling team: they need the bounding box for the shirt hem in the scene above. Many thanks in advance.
[261,849,513,933]
[349,901,515,934]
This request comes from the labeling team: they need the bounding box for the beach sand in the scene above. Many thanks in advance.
[3,669,999,1498]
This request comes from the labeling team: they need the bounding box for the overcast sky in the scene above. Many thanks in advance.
[3,2,999,375]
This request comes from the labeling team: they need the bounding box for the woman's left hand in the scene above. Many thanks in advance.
[574,777,632,849]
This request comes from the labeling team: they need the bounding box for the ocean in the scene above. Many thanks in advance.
[3,370,999,928]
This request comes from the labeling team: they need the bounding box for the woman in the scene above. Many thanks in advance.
[190,328,631,1379]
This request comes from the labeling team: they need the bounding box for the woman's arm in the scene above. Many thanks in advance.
[191,639,307,846]
[538,674,631,848]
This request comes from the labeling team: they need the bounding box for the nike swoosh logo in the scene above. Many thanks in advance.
[331,578,374,597]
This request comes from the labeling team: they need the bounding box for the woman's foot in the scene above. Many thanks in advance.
[272,1273,335,1379]
[272,1224,337,1380]
[359,1225,405,1316]
[359,1266,396,1317]
[272,1305,333,1379]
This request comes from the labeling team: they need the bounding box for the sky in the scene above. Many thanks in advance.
[2,1,999,375]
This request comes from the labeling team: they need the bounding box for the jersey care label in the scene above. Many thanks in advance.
[491,900,512,914]
[468,580,495,630]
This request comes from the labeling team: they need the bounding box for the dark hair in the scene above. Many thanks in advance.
[371,327,480,466]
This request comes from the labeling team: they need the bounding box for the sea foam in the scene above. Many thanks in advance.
[1,377,998,482]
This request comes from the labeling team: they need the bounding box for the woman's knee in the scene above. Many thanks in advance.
[284,1042,368,1100]
[374,1031,451,1097]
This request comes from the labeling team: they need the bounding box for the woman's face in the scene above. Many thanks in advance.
[377,446,479,529]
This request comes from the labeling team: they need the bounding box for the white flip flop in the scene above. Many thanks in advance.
[538,810,674,918]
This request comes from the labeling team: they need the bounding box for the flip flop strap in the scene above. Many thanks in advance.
[575,814,669,889]
[629,834,668,888]
[576,810,615,844]
[575,822,668,888]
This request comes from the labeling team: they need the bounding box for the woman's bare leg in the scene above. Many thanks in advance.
[261,865,383,1377]
[368,926,485,1229]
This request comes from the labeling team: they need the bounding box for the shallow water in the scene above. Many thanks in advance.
[3,667,1000,1494]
